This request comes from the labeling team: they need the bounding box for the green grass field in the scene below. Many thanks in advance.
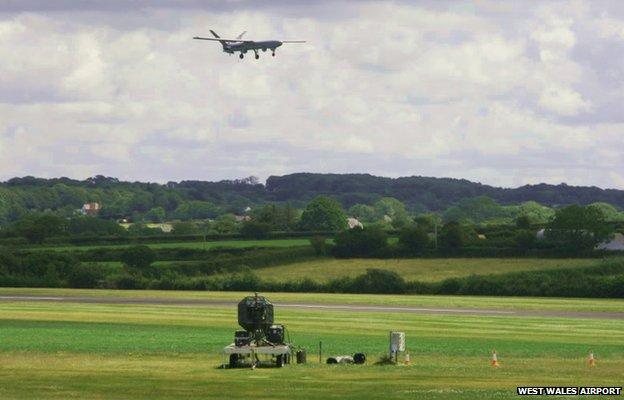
[33,238,312,252]
[0,290,622,399]
[254,258,599,283]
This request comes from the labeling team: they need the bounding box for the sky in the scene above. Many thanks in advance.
[0,0,623,189]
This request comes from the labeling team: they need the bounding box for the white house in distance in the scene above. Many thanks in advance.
[347,217,363,229]
[536,229,624,251]
[80,202,101,216]
[596,233,624,251]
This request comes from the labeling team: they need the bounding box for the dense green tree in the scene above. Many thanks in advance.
[438,221,465,249]
[255,203,299,230]
[546,205,614,251]
[587,202,624,222]
[171,221,200,235]
[281,203,301,230]
[299,196,347,231]
[12,214,68,243]
[128,192,153,213]
[398,225,430,252]
[173,201,219,220]
[53,184,88,208]
[214,214,239,234]
[443,196,509,224]
[144,207,166,223]
[348,204,376,223]
[256,204,278,225]
[413,213,441,231]
[67,217,125,236]
[153,191,182,212]
[514,201,555,224]
[373,197,410,228]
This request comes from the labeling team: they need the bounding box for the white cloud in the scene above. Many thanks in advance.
[538,85,590,116]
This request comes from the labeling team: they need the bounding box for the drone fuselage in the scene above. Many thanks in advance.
[223,40,283,55]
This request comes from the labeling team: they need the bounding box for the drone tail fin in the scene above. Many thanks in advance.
[209,29,228,50]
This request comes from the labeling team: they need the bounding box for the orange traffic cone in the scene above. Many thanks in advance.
[491,350,500,367]
[588,350,596,368]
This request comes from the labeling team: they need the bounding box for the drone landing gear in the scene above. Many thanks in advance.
[239,53,244,59]
[272,52,275,57]
[254,50,259,59]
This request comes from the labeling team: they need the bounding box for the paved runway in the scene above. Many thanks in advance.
[1,294,623,320]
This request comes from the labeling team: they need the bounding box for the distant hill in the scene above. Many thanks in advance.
[1,173,623,224]
[265,173,624,211]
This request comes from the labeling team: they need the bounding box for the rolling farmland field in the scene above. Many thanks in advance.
[254,258,599,283]
[0,289,622,399]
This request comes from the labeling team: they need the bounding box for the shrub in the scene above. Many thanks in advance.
[348,268,406,294]
[105,273,146,289]
[309,236,327,256]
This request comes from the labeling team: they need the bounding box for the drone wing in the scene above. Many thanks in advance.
[193,36,254,43]
[281,40,306,43]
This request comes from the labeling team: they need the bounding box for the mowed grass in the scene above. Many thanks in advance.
[0,294,623,399]
[255,258,599,283]
[32,238,312,252]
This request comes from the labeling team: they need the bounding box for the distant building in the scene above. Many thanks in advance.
[596,233,624,251]
[146,223,174,233]
[536,229,624,251]
[81,202,101,216]
[347,217,363,229]
[235,215,252,222]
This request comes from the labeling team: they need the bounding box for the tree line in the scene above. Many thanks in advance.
[2,191,623,247]
[2,173,624,227]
